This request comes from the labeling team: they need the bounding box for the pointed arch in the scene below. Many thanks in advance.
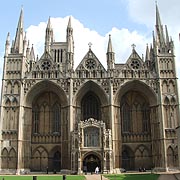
[162,80,168,92]
[169,80,175,93]
[171,96,176,105]
[1,148,8,169]
[81,91,101,120]
[52,102,61,133]
[6,81,12,94]
[31,146,48,171]
[14,81,19,94]
[12,97,18,106]
[134,145,150,169]
[122,145,134,170]
[167,146,174,167]
[164,96,170,105]
[121,101,131,132]
[5,97,11,106]
[9,148,17,169]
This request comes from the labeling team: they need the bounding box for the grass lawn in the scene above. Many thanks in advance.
[104,173,159,180]
[0,175,85,180]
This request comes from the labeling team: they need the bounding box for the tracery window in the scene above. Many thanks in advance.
[52,103,61,133]
[121,102,131,132]
[121,91,150,134]
[81,92,101,120]
[84,127,100,147]
[32,105,39,133]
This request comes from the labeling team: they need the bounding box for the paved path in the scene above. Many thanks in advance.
[158,174,180,180]
[85,174,109,180]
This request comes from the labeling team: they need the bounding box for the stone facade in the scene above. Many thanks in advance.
[0,5,179,174]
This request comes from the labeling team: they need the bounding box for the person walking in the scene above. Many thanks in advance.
[95,166,99,174]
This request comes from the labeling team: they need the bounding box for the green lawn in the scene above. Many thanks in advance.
[0,175,85,180]
[104,174,159,180]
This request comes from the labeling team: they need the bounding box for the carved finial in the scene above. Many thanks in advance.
[88,42,92,49]
[131,44,136,50]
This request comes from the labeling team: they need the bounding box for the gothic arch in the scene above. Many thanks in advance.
[162,80,168,92]
[164,96,170,105]
[1,148,8,169]
[25,80,68,107]
[134,145,151,169]
[169,80,175,93]
[49,146,61,171]
[114,80,157,106]
[9,148,17,169]
[13,81,19,94]
[122,145,134,170]
[73,80,108,107]
[4,97,11,106]
[6,81,12,94]
[167,146,174,167]
[12,97,18,106]
[171,96,176,105]
[31,146,48,171]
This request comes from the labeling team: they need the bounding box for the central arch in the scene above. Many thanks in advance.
[83,154,101,173]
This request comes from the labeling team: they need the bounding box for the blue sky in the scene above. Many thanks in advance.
[0,0,180,72]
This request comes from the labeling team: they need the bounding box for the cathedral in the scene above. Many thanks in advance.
[0,5,179,174]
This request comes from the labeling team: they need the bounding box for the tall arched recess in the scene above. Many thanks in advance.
[23,80,68,171]
[73,80,109,126]
[114,80,158,170]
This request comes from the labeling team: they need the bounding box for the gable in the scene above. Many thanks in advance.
[75,49,106,72]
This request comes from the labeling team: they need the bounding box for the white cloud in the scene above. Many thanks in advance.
[26,16,152,69]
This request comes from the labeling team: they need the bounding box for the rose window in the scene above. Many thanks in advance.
[85,59,96,70]
[41,60,51,70]
[130,60,140,70]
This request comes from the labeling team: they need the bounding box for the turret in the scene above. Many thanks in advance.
[23,32,28,57]
[45,17,54,53]
[106,34,115,70]
[5,32,10,56]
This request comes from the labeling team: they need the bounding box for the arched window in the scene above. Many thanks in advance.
[52,103,61,133]
[121,91,150,134]
[81,92,101,120]
[32,105,39,133]
[84,127,100,147]
[142,104,150,132]
[121,102,131,132]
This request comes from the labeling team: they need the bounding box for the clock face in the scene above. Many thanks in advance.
[85,59,96,70]
[41,60,51,70]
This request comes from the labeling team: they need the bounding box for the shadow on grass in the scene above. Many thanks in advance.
[104,173,159,180]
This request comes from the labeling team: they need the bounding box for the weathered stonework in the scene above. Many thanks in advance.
[0,5,179,175]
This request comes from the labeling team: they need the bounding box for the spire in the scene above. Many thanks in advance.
[45,17,54,53]
[107,34,113,53]
[30,44,35,61]
[145,44,150,61]
[68,16,72,28]
[66,17,74,71]
[106,34,115,70]
[67,16,73,41]
[26,40,30,60]
[165,25,169,45]
[155,4,165,46]
[14,7,24,53]
[5,32,10,56]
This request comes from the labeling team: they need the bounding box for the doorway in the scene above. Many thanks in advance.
[83,154,101,173]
